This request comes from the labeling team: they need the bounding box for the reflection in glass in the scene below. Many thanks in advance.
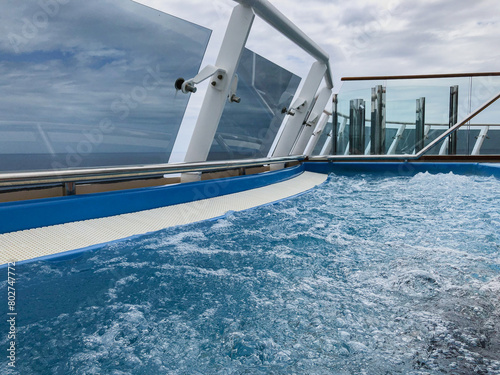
[0,0,211,171]
[334,76,500,156]
[207,48,301,161]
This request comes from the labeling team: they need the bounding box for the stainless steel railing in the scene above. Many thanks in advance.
[0,155,305,188]
[233,0,333,89]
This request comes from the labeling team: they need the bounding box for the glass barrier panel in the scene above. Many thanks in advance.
[0,0,211,172]
[385,98,414,155]
[334,76,500,156]
[207,48,301,161]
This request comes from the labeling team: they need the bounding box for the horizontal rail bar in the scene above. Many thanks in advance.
[0,156,305,188]
[233,0,333,89]
[341,72,500,81]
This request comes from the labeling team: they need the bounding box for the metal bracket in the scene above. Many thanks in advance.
[228,74,241,103]
[282,97,307,116]
[175,64,227,94]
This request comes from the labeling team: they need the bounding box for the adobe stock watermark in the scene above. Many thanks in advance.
[8,0,71,54]
[51,64,165,170]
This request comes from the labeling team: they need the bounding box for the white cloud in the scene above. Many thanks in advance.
[139,0,500,90]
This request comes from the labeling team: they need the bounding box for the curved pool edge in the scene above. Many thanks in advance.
[0,167,327,267]
[0,164,305,235]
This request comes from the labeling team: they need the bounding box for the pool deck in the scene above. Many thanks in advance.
[0,171,327,265]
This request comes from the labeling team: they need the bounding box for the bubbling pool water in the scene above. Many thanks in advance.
[1,172,500,374]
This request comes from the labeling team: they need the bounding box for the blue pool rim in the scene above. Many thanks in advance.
[1,167,326,268]
[1,161,499,268]
[0,164,305,235]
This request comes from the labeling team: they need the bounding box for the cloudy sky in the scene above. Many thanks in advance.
[139,0,500,89]
[135,0,500,160]
[1,0,498,166]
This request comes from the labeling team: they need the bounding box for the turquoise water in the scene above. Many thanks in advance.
[1,172,500,374]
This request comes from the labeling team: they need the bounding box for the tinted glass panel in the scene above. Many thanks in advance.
[0,0,210,171]
[207,48,301,161]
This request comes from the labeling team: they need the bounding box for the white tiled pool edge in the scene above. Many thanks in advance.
[0,171,327,264]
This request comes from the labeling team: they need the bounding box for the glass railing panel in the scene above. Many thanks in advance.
[386,78,471,124]
[385,98,414,155]
[0,0,211,172]
[334,75,500,156]
[207,48,301,161]
[335,88,371,155]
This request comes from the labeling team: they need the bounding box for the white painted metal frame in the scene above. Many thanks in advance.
[181,0,333,167]
[272,61,328,157]
[183,4,255,165]
[472,126,489,155]
[304,112,331,156]
[291,87,332,155]
[387,124,406,155]
[233,0,333,89]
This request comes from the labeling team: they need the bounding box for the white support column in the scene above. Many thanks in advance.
[303,111,330,156]
[291,87,332,155]
[272,61,327,157]
[387,124,406,155]
[183,5,255,167]
[364,140,371,155]
[439,135,449,155]
[471,126,489,155]
[319,130,332,155]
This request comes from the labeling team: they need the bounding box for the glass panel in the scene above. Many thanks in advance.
[386,78,470,155]
[335,76,500,156]
[0,0,211,172]
[207,48,301,161]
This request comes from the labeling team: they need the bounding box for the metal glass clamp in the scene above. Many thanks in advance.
[175,65,228,94]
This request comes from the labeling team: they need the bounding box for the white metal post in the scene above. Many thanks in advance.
[387,124,406,155]
[183,5,255,167]
[272,61,327,157]
[303,112,330,156]
[471,126,489,155]
[439,136,448,155]
[291,87,332,155]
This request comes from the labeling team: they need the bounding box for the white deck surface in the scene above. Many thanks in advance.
[0,171,327,264]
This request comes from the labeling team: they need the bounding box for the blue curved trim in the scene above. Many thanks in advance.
[0,164,305,234]
[3,167,327,268]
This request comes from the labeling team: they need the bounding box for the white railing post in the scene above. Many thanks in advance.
[472,126,489,155]
[182,4,255,170]
[387,124,406,155]
[291,87,332,155]
[272,61,327,157]
[303,111,330,156]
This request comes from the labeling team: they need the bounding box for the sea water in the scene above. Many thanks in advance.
[1,172,499,374]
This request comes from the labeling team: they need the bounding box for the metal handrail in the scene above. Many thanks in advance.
[233,0,334,89]
[0,155,305,188]
[336,110,498,126]
[310,90,500,161]
[341,72,500,81]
